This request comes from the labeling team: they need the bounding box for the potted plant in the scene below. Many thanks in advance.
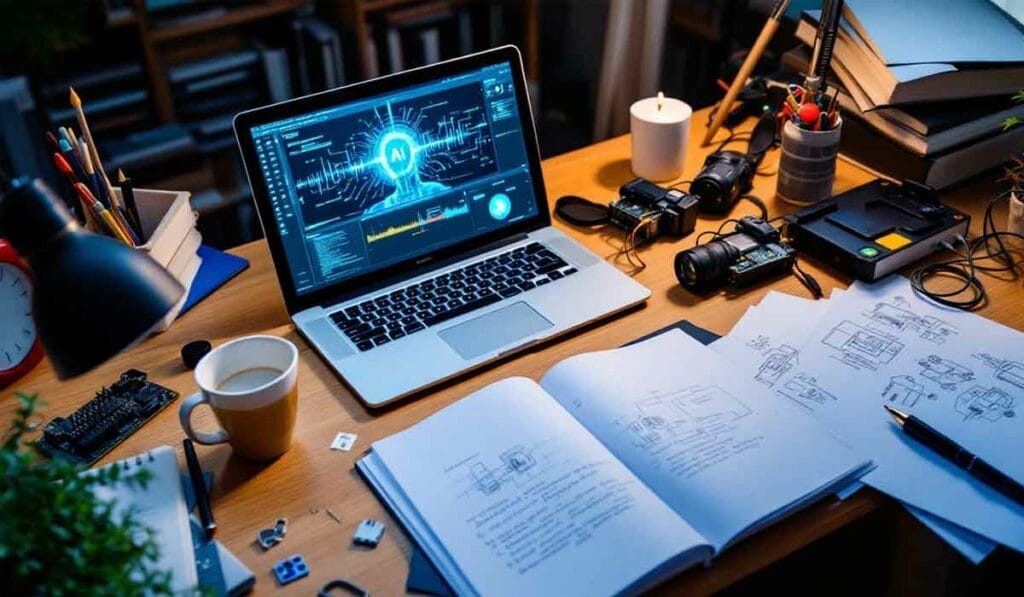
[0,393,172,595]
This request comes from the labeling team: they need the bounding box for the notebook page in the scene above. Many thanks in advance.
[88,445,197,593]
[541,331,869,552]
[370,377,709,597]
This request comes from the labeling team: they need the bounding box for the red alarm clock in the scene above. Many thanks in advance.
[0,239,43,390]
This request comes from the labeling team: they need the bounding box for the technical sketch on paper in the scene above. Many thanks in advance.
[617,386,752,450]
[776,373,837,411]
[754,344,799,388]
[448,443,553,499]
[746,335,770,351]
[882,375,937,408]
[821,320,904,371]
[974,353,1024,391]
[861,296,957,344]
[917,355,975,390]
[955,386,1016,422]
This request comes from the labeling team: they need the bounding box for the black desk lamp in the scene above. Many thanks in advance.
[0,177,184,379]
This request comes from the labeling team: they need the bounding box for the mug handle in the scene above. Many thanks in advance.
[179,393,229,445]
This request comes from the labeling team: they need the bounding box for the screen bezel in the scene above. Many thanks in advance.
[233,46,550,314]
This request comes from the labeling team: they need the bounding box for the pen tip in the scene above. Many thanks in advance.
[883,404,909,422]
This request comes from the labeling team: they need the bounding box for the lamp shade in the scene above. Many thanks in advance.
[0,178,184,379]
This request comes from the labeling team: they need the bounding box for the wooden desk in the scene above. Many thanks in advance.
[4,108,1021,595]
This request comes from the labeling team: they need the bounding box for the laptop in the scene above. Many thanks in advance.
[234,46,649,407]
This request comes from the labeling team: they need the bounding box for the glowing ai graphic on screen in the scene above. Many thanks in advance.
[289,82,498,225]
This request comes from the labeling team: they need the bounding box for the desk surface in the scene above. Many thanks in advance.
[5,108,1021,595]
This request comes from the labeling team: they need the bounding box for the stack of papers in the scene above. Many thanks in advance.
[712,276,1024,563]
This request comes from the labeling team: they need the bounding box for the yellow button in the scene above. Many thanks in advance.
[876,232,912,251]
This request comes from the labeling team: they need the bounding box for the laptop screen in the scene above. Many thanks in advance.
[247,61,540,297]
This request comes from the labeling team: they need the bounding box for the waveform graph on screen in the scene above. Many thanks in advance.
[285,82,498,228]
[366,199,473,243]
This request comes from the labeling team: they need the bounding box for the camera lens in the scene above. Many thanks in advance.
[674,240,739,292]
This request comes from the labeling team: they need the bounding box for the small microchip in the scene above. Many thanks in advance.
[352,519,385,547]
[273,555,309,585]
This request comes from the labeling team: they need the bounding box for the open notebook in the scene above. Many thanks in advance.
[358,331,871,596]
[87,445,197,593]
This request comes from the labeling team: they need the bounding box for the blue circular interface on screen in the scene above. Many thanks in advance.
[489,193,512,220]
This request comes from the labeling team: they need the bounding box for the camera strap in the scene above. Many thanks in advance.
[554,195,611,227]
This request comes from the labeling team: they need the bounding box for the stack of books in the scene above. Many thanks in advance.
[790,0,1024,189]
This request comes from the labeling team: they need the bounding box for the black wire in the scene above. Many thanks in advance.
[695,218,741,246]
[738,194,768,220]
[909,191,1024,310]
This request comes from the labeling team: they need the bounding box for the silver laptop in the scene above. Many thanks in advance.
[234,46,649,407]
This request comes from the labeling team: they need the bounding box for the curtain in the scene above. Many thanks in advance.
[592,0,671,140]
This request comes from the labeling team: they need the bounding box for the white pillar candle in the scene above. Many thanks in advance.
[630,92,692,182]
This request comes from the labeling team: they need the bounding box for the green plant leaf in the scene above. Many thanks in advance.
[1005,116,1022,131]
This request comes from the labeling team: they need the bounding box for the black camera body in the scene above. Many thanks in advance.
[691,150,755,214]
[609,178,699,243]
[674,216,796,293]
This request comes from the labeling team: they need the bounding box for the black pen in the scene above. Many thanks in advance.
[885,405,1024,507]
[183,438,217,539]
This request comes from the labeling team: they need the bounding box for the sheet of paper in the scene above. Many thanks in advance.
[370,377,708,597]
[907,505,997,565]
[769,276,1024,552]
[541,330,869,551]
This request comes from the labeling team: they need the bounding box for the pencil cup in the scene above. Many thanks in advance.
[776,117,843,206]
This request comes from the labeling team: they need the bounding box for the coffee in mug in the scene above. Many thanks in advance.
[179,335,299,461]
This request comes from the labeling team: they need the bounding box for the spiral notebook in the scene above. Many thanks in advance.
[88,445,197,592]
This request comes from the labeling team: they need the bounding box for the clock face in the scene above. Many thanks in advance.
[0,263,34,372]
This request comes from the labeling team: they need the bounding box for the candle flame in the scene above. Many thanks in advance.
[657,91,664,111]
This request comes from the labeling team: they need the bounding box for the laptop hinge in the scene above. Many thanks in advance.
[316,232,531,308]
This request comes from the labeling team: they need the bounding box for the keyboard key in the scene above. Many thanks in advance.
[549,271,564,280]
[423,293,502,327]
[404,322,426,334]
[344,306,361,318]
[499,287,521,298]
[518,281,536,291]
[343,322,371,336]
[525,243,544,253]
[535,261,568,276]
[357,341,374,351]
[536,278,552,286]
[370,317,386,327]
[565,267,578,276]
[372,335,390,346]
[389,330,406,340]
[401,315,418,325]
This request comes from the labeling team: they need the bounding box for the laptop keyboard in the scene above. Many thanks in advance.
[330,242,578,352]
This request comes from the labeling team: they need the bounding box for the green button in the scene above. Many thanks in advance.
[859,246,880,258]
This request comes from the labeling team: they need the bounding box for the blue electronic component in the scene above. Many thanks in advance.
[248,62,540,296]
[273,554,309,585]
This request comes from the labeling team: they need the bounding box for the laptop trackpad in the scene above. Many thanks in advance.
[439,302,553,360]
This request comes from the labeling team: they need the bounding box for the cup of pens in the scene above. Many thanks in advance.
[776,84,842,206]
[47,87,201,330]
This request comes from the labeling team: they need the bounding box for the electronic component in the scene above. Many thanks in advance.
[39,369,179,465]
[691,150,755,214]
[784,179,970,282]
[272,555,309,586]
[352,519,386,547]
[675,216,797,293]
[608,178,699,243]
[257,518,288,550]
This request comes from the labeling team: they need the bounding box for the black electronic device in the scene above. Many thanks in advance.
[39,369,180,465]
[675,216,796,292]
[608,178,699,243]
[784,179,970,282]
[691,150,755,213]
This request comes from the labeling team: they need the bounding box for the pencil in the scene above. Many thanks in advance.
[117,169,143,238]
[703,0,791,145]
[70,87,120,210]
[73,182,131,245]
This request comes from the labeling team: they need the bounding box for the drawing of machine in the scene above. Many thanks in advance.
[755,345,798,387]
[955,386,1016,422]
[882,375,935,407]
[917,355,974,390]
[822,321,903,371]
[777,373,836,410]
[974,353,1024,390]
[863,299,956,344]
